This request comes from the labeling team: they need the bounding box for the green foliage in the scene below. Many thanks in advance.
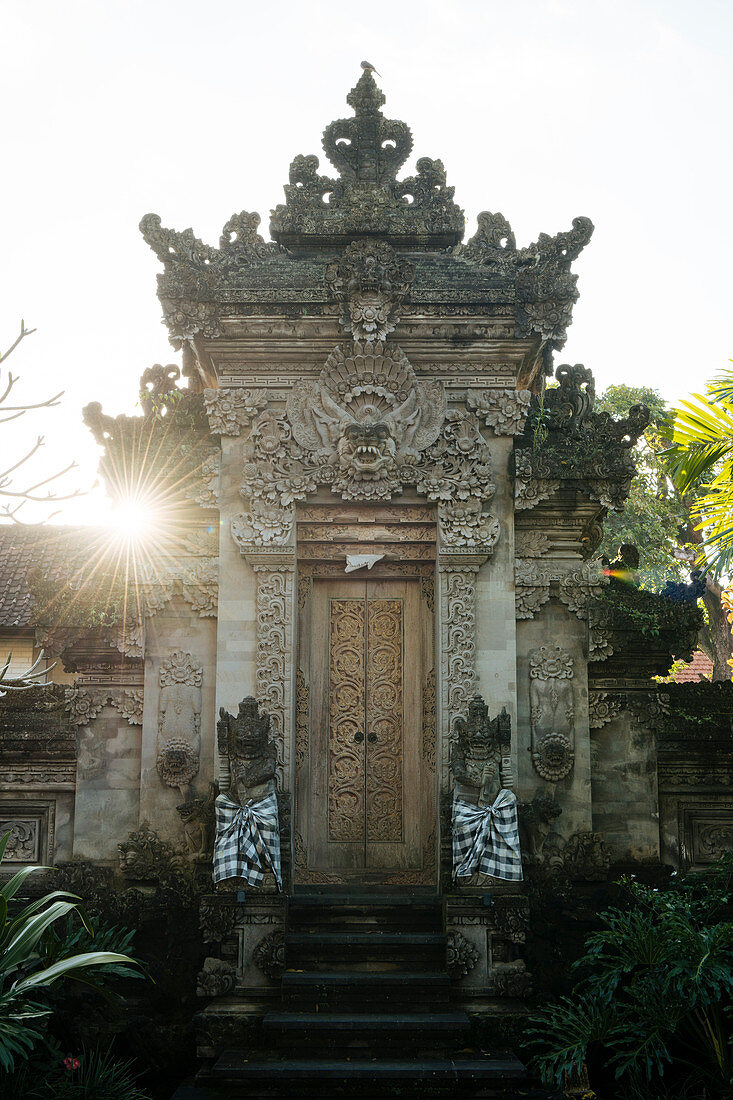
[528,855,733,1097]
[594,577,704,642]
[6,1046,150,1100]
[0,832,141,1073]
[39,916,142,995]
[664,365,733,579]
[596,385,694,590]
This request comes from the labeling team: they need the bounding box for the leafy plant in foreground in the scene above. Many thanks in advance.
[0,832,141,1072]
[528,856,733,1097]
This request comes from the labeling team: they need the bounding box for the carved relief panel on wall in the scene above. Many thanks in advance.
[528,645,575,782]
[157,651,202,798]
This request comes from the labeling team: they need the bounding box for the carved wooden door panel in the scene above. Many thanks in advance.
[295,577,435,885]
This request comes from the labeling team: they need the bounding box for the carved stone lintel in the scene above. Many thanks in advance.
[64,687,144,727]
[283,341,447,502]
[514,556,607,622]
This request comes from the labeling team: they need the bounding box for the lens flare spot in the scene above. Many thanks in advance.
[109,500,156,541]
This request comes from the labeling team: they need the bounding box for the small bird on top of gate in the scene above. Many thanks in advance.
[361,60,381,75]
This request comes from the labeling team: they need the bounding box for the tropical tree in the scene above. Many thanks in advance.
[664,367,733,581]
[596,385,690,590]
[597,384,732,679]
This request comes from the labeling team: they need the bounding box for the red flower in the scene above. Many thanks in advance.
[63,1055,81,1071]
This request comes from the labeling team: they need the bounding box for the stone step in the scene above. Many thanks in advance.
[200,1052,540,1098]
[285,930,446,970]
[263,1009,470,1053]
[288,895,442,933]
[281,969,451,1010]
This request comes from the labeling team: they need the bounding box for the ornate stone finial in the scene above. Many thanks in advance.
[323,70,412,184]
[270,71,464,249]
[461,215,594,354]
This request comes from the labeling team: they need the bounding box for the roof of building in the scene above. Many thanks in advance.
[672,649,714,683]
[0,525,105,628]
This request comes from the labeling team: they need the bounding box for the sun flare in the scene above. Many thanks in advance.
[108,499,157,541]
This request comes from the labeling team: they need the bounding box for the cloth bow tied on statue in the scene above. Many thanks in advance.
[213,791,282,890]
[452,789,523,882]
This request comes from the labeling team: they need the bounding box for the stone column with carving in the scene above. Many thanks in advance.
[240,549,296,794]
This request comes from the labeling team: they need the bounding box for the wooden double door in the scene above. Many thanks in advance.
[295,577,435,885]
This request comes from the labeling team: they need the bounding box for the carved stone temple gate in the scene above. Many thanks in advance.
[133,69,620,1025]
[6,66,705,1081]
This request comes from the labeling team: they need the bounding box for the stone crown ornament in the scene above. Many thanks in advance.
[270,70,465,249]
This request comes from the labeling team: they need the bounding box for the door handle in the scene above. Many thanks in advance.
[367,731,378,744]
[353,731,364,743]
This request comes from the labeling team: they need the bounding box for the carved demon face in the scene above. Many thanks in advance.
[337,419,396,479]
[228,698,269,757]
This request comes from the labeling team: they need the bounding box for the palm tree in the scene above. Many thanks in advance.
[664,366,733,580]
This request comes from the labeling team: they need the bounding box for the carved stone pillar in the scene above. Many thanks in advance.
[438,551,488,789]
[239,548,296,792]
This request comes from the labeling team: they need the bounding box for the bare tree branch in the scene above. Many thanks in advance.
[0,321,84,522]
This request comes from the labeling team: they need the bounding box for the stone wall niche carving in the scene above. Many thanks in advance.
[217,696,277,805]
[157,651,203,798]
[528,645,575,782]
[450,694,513,806]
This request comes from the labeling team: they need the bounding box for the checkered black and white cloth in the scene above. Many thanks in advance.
[452,789,523,882]
[213,792,282,890]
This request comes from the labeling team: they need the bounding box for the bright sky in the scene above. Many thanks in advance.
[1,0,731,524]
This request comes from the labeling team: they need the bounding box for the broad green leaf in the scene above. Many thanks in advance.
[10,950,137,995]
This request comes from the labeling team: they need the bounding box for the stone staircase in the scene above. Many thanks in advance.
[176,894,555,1099]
